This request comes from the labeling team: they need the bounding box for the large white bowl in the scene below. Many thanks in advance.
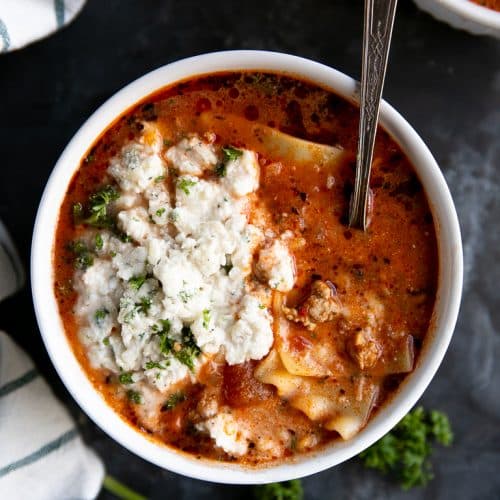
[31,50,463,484]
[414,0,500,38]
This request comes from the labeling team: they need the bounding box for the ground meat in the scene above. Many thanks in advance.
[347,329,381,370]
[282,280,341,330]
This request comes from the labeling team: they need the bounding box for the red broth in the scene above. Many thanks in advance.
[53,72,437,464]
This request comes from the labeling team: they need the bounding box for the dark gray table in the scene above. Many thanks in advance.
[1,1,499,498]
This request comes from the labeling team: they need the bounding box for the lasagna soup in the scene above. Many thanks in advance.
[54,72,438,464]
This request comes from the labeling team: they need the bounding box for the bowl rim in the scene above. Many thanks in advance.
[415,0,500,29]
[31,50,463,484]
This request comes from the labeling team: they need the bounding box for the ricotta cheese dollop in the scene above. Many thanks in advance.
[73,128,297,456]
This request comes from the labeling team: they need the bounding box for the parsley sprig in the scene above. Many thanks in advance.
[253,480,303,500]
[359,406,453,489]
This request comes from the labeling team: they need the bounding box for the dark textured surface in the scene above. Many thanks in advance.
[1,0,499,498]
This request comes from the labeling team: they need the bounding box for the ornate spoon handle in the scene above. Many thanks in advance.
[349,0,398,230]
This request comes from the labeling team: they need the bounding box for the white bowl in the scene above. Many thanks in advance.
[414,0,500,38]
[31,50,463,484]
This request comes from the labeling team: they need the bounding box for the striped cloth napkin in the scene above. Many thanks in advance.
[0,220,104,499]
[0,0,86,53]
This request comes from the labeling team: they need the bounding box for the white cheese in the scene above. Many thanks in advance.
[165,135,218,176]
[109,142,165,194]
[222,149,260,197]
[197,413,250,456]
[256,238,296,292]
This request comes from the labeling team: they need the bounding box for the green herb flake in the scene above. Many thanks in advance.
[155,208,166,217]
[156,320,173,354]
[95,233,104,250]
[162,391,186,411]
[163,139,172,147]
[129,275,146,291]
[126,390,142,404]
[253,480,303,500]
[177,178,197,195]
[178,290,192,303]
[94,308,109,323]
[222,145,243,163]
[214,162,226,177]
[202,309,210,329]
[145,361,164,370]
[174,326,201,371]
[358,406,453,490]
[72,202,83,220]
[85,185,120,228]
[135,296,152,315]
[154,175,166,183]
[102,336,110,346]
[67,241,94,270]
[119,372,134,385]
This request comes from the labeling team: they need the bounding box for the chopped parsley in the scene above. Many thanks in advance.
[102,336,110,346]
[72,202,83,220]
[155,207,166,217]
[85,185,120,228]
[145,361,165,370]
[162,391,186,411]
[253,480,303,500]
[155,320,174,354]
[359,406,453,489]
[177,178,197,195]
[128,275,146,290]
[126,390,142,404]
[202,309,210,329]
[94,308,109,324]
[119,372,134,385]
[135,296,152,315]
[214,162,226,177]
[178,290,192,303]
[95,233,104,250]
[222,145,243,162]
[67,241,94,270]
[154,175,165,183]
[175,326,201,371]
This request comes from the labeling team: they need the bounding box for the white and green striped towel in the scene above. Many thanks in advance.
[0,0,86,53]
[0,221,104,499]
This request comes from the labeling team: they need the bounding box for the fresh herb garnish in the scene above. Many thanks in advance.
[215,162,226,177]
[359,406,453,490]
[177,178,197,195]
[202,309,210,329]
[128,275,146,291]
[145,361,165,370]
[253,480,303,500]
[162,391,186,411]
[72,202,83,220]
[126,390,142,404]
[119,372,134,385]
[94,308,109,323]
[67,241,94,270]
[156,320,173,354]
[154,175,165,183]
[163,139,172,148]
[174,326,201,371]
[135,296,152,315]
[222,145,243,162]
[102,336,110,346]
[155,208,166,217]
[178,290,192,303]
[85,185,120,228]
[95,233,104,250]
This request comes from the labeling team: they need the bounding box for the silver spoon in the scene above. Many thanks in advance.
[349,0,398,230]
